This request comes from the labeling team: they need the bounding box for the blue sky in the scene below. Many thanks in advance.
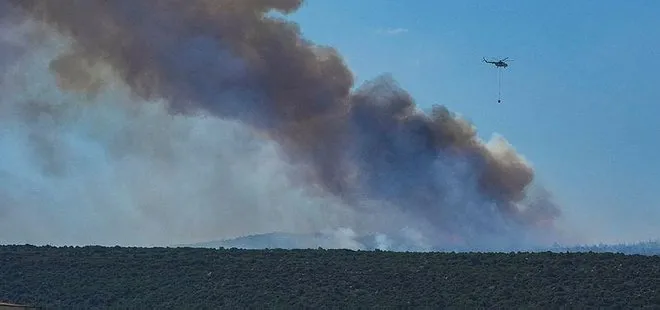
[289,0,660,243]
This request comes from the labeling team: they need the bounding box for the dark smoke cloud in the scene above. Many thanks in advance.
[3,0,565,248]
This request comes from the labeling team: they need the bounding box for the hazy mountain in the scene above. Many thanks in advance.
[178,232,660,255]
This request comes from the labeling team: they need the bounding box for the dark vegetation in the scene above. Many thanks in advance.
[1,245,659,309]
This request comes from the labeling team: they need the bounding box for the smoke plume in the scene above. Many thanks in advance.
[1,0,568,249]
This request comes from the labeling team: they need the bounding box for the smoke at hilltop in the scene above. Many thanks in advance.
[0,0,569,249]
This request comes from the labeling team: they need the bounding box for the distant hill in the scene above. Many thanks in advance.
[179,232,660,255]
[183,232,332,250]
[180,231,410,251]
[544,240,660,256]
[178,231,443,251]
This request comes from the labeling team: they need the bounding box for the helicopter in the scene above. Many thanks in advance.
[483,57,512,103]
[483,57,511,68]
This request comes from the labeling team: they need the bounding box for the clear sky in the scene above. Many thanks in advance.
[288,0,660,243]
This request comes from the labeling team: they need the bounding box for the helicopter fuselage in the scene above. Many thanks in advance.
[483,58,509,68]
[486,61,507,68]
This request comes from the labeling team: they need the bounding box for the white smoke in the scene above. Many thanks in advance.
[0,20,361,247]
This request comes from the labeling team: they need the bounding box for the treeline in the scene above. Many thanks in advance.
[1,245,659,309]
[546,240,660,256]
[184,233,660,256]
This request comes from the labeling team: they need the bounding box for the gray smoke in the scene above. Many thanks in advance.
[0,0,573,249]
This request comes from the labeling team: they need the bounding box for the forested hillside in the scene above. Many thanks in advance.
[1,245,659,308]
